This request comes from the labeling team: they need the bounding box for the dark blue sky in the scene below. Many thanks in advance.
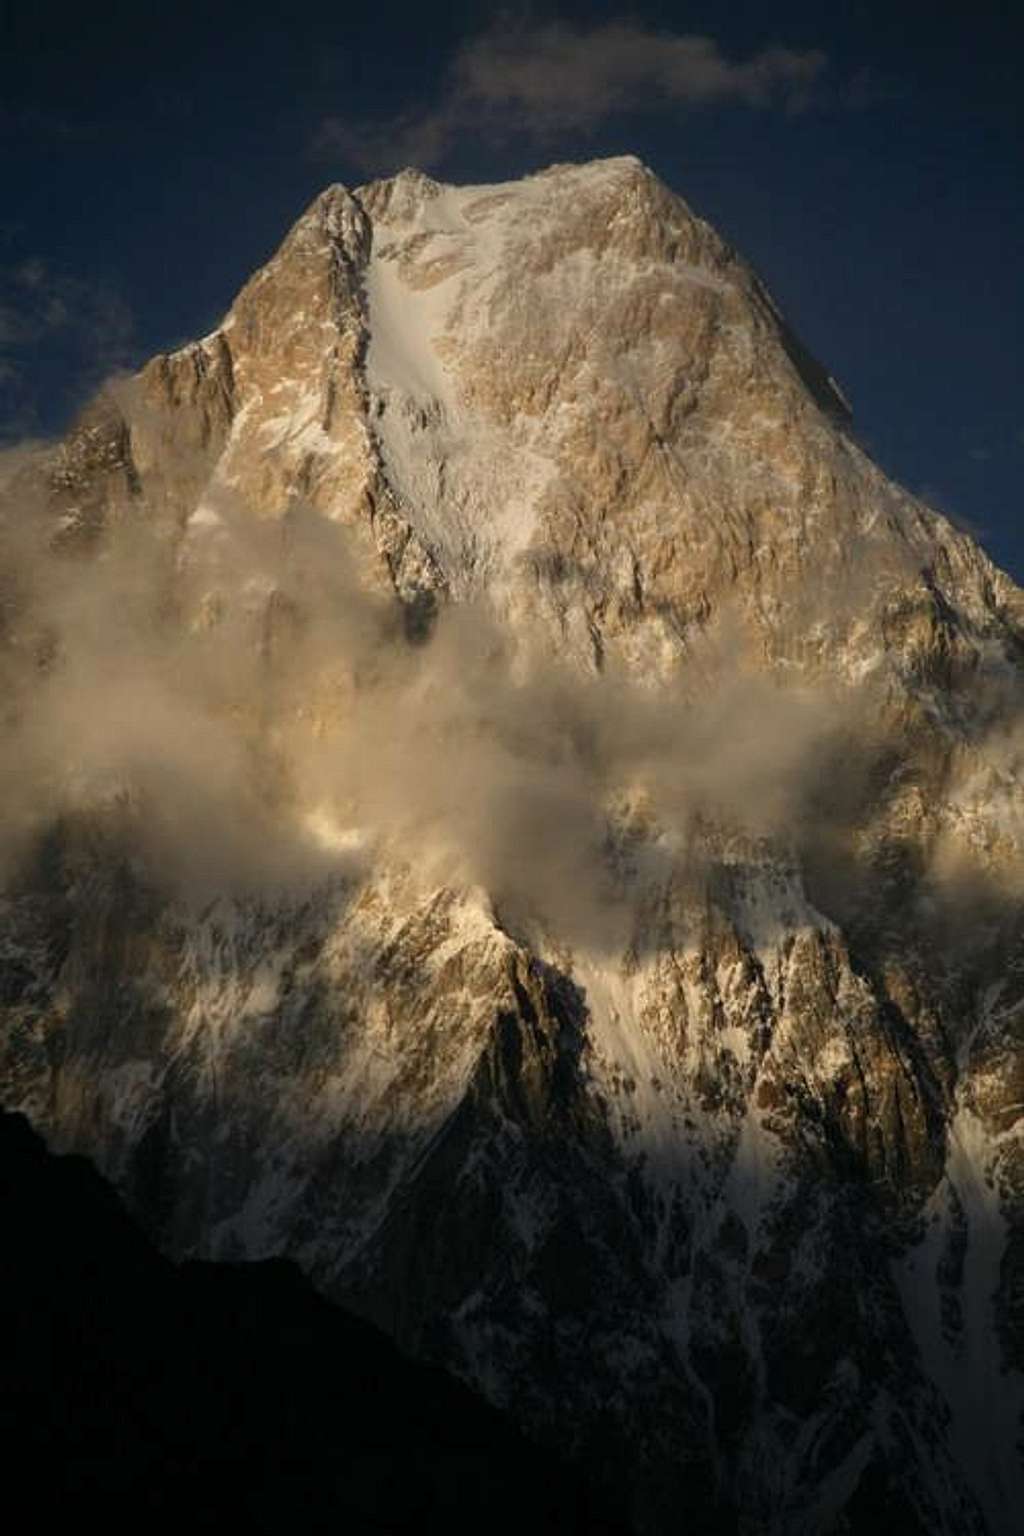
[2,1,1020,578]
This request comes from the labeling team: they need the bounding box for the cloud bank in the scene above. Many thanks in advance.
[317,20,827,173]
[0,454,862,948]
[1,411,1017,961]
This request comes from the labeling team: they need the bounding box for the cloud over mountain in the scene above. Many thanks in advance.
[317,20,827,172]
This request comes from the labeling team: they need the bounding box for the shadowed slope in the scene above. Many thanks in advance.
[0,1107,631,1534]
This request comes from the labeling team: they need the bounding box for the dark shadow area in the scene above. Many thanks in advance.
[0,1107,632,1535]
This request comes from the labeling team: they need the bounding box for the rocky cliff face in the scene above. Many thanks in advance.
[1,156,1021,1534]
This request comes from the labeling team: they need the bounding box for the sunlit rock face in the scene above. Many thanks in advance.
[1,156,1022,1535]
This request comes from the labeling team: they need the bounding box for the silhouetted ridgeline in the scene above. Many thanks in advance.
[0,1108,630,1533]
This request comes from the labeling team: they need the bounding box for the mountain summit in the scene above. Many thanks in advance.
[1,158,1022,1534]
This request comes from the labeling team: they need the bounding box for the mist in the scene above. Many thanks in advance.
[1,445,1016,960]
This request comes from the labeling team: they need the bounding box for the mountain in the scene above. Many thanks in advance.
[0,1107,627,1533]
[1,156,1021,1534]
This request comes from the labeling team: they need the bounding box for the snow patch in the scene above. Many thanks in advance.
[895,1104,1023,1532]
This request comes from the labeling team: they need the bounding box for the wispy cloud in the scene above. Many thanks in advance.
[316,19,828,173]
[0,441,869,942]
[0,258,133,437]
[3,457,1016,960]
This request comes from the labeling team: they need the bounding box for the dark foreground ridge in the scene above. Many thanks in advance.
[0,1108,630,1534]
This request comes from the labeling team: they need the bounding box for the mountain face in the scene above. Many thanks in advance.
[1,156,1022,1534]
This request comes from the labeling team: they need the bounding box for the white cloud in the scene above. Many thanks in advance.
[316,20,827,173]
